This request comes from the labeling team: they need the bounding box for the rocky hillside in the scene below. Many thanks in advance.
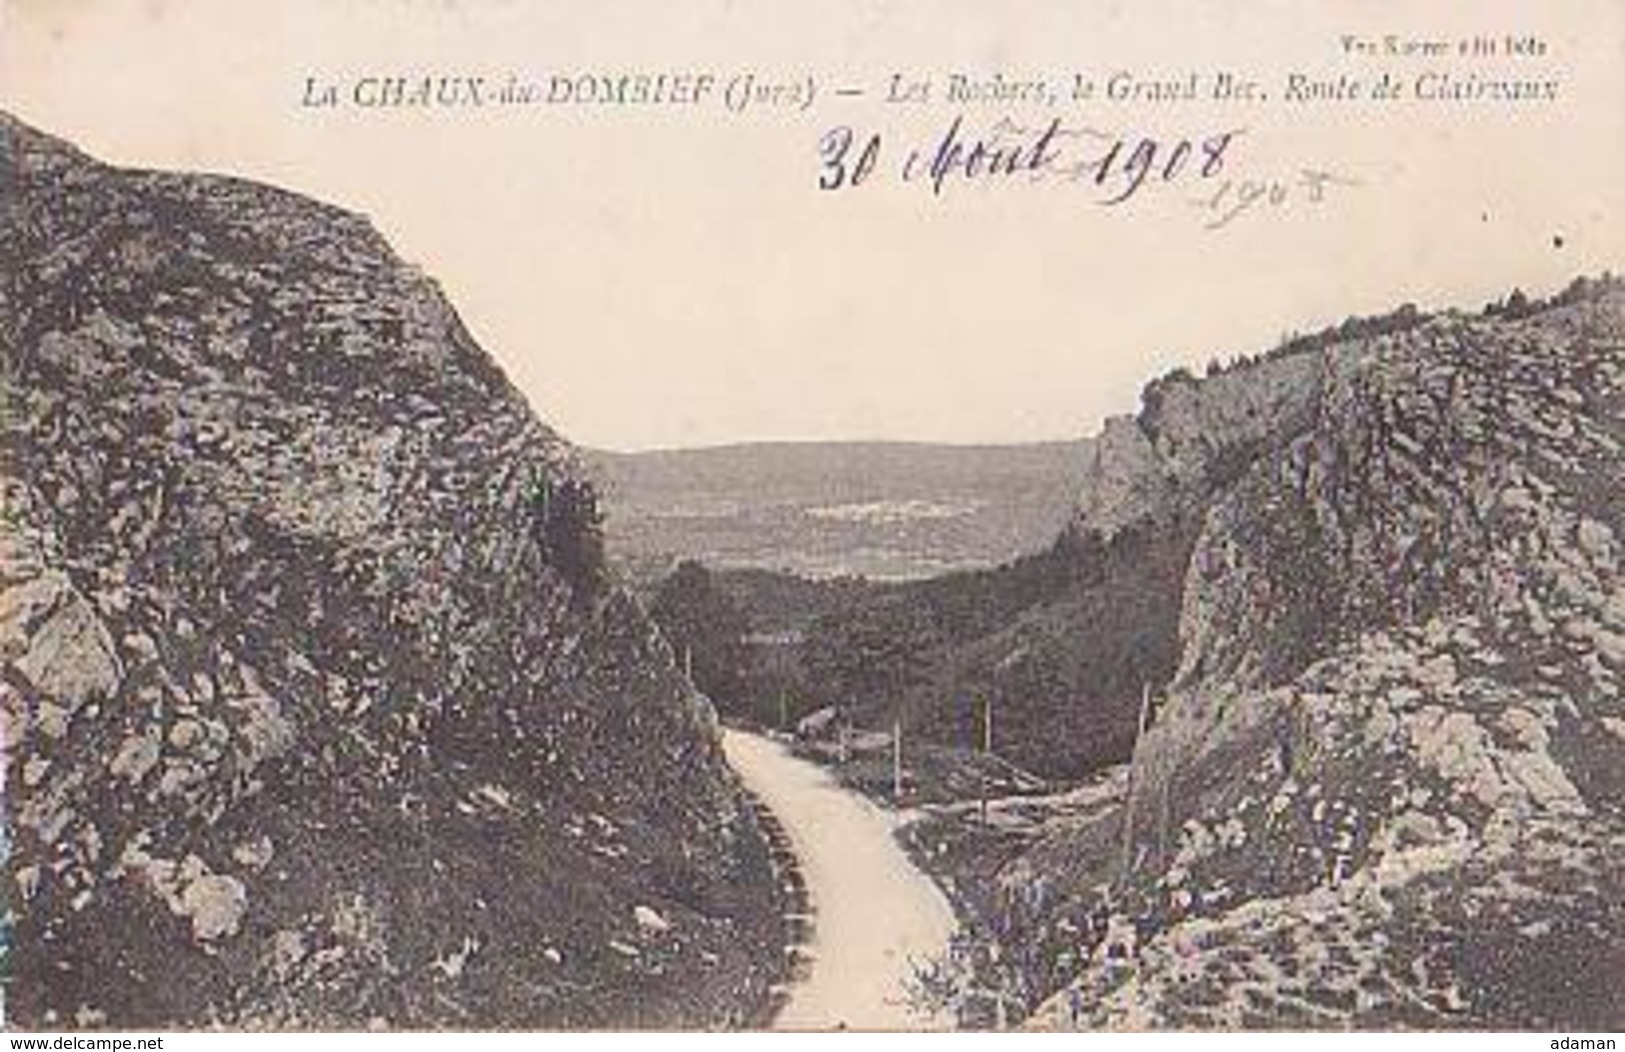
[0,113,784,1028]
[939,281,1625,1028]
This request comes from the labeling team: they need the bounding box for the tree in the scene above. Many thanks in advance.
[649,561,754,716]
[531,476,607,600]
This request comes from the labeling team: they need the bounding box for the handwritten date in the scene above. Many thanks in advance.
[818,116,1242,204]
[1192,169,1360,229]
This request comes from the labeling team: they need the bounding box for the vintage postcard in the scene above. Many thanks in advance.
[1,0,1622,1038]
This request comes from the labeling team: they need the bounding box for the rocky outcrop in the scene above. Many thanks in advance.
[1019,285,1625,1028]
[1073,353,1323,541]
[0,113,781,1028]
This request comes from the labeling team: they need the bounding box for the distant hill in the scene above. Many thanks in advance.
[584,440,1090,583]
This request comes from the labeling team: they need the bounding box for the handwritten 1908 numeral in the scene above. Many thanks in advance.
[819,127,881,190]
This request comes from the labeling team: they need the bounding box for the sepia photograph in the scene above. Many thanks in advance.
[1,0,1622,1041]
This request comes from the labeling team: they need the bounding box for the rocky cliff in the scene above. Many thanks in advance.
[998,283,1625,1028]
[0,114,782,1028]
[1073,351,1323,541]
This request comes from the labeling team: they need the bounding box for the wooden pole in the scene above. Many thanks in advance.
[1119,682,1153,874]
[1158,770,1172,866]
[980,696,992,825]
[892,718,903,803]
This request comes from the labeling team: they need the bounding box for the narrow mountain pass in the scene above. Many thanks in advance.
[721,729,960,1030]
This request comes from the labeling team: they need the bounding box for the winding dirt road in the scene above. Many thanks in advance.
[722,729,958,1030]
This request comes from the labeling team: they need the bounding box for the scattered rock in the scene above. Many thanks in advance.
[634,905,672,933]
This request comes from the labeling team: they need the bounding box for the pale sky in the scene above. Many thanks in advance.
[2,0,1621,450]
